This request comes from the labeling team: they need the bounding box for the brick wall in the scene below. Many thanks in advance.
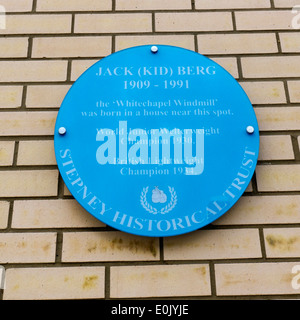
[0,0,300,300]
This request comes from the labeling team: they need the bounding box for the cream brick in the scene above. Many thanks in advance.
[0,141,15,166]
[256,165,300,192]
[64,184,72,196]
[0,233,56,263]
[245,181,253,192]
[210,57,239,79]
[0,0,33,12]
[259,135,294,160]
[0,201,10,229]
[274,0,300,7]
[0,111,57,136]
[242,56,300,78]
[0,61,67,82]
[75,13,152,33]
[240,81,286,104]
[116,0,191,10]
[264,228,300,258]
[26,85,71,108]
[0,38,28,58]
[4,267,105,300]
[71,60,98,81]
[12,199,104,229]
[255,107,300,131]
[62,232,159,262]
[156,12,233,32]
[164,229,261,260]
[110,264,211,298]
[0,14,72,35]
[0,170,58,197]
[32,36,111,58]
[235,11,294,30]
[280,33,300,53]
[215,262,300,296]
[198,34,277,54]
[215,195,300,225]
[0,86,23,108]
[195,0,271,9]
[115,35,195,52]
[37,0,112,11]
[288,81,300,103]
[17,140,56,165]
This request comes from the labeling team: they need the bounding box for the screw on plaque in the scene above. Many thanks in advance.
[246,126,255,134]
[58,127,67,135]
[151,46,158,53]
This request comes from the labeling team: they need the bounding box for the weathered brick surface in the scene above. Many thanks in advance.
[256,165,300,192]
[280,33,300,53]
[0,14,72,34]
[26,85,71,108]
[0,61,68,82]
[110,264,211,298]
[0,232,56,263]
[116,0,192,10]
[195,0,271,9]
[197,33,278,54]
[17,140,56,165]
[215,195,300,225]
[0,201,10,229]
[0,170,58,197]
[0,0,33,12]
[32,36,112,58]
[0,141,15,166]
[36,0,112,12]
[240,81,286,104]
[3,267,105,300]
[264,228,300,258]
[274,0,300,7]
[235,11,294,30]
[115,35,195,52]
[155,12,233,32]
[74,14,152,33]
[0,86,23,108]
[241,56,300,78]
[62,231,160,262]
[254,107,300,131]
[0,38,29,58]
[288,81,300,102]
[164,229,262,260]
[0,0,300,301]
[12,199,105,229]
[0,112,57,136]
[258,135,294,160]
[215,262,300,296]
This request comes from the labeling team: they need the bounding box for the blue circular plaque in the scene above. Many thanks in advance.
[54,45,259,237]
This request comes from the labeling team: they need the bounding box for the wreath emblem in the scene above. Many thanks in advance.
[140,186,177,215]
